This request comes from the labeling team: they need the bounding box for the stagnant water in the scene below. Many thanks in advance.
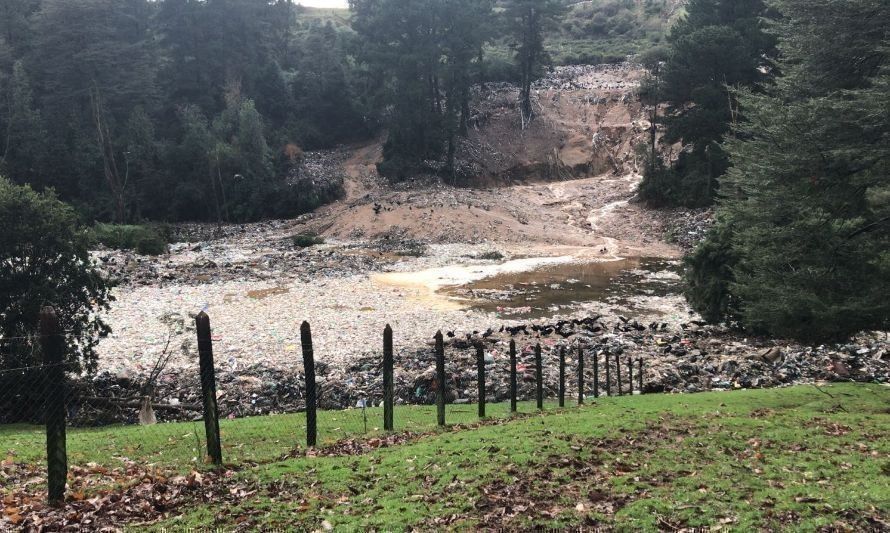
[440,258,684,320]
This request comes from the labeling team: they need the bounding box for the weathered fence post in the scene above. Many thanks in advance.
[638,358,644,394]
[476,343,486,418]
[628,357,634,395]
[40,307,67,505]
[196,311,223,465]
[509,340,517,413]
[435,331,446,426]
[383,325,394,431]
[615,353,623,396]
[605,352,611,396]
[300,321,317,447]
[535,343,543,410]
[558,346,566,407]
[577,342,584,405]
[593,350,599,398]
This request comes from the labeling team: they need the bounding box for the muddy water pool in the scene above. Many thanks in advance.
[441,258,684,320]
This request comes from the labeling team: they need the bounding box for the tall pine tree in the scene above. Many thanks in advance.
[504,0,564,127]
[686,0,890,341]
[639,0,775,207]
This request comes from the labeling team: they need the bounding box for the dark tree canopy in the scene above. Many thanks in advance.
[0,177,113,373]
[0,0,360,223]
[503,0,565,123]
[686,0,890,341]
[638,0,776,207]
[349,0,493,180]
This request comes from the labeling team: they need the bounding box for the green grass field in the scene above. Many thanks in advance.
[2,400,558,472]
[4,384,888,530]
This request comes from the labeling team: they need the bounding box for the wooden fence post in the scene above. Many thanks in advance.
[638,358,644,394]
[593,350,599,398]
[40,307,67,506]
[558,346,565,408]
[509,340,517,413]
[577,342,584,405]
[605,352,611,396]
[628,357,634,395]
[476,343,486,418]
[300,321,317,447]
[383,325,394,431]
[196,311,223,465]
[615,353,622,396]
[435,331,446,427]
[535,344,543,410]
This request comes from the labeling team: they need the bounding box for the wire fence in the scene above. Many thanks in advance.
[1,307,647,506]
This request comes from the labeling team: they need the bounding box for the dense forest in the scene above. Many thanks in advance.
[0,0,366,223]
[683,0,889,339]
[1,0,887,342]
[0,0,679,224]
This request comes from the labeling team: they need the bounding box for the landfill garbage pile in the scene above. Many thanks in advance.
[64,314,889,426]
[288,149,348,192]
[659,208,716,251]
[454,62,650,186]
[93,235,401,287]
[532,63,643,92]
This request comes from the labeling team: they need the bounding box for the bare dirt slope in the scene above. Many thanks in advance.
[295,64,676,259]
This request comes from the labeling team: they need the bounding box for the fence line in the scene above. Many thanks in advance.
[14,308,648,505]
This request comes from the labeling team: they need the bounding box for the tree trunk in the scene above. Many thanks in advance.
[90,84,125,223]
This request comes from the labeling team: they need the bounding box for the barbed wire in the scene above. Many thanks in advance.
[0,362,75,375]
[0,333,73,341]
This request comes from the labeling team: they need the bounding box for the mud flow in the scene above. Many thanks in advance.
[441,258,683,320]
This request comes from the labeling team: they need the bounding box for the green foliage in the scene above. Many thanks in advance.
[639,0,775,207]
[688,0,890,341]
[290,22,368,149]
[0,1,354,223]
[639,143,727,208]
[88,223,169,256]
[684,220,737,324]
[504,0,565,119]
[0,61,45,186]
[0,177,112,374]
[553,0,680,58]
[350,0,493,180]
[292,234,325,248]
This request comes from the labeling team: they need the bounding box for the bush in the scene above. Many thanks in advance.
[684,221,739,325]
[293,234,325,248]
[89,224,169,255]
[0,178,113,421]
[637,148,723,208]
[466,251,505,261]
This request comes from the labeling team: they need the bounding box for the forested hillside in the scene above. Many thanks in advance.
[0,0,681,224]
[0,0,372,223]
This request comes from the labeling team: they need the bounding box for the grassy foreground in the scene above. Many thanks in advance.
[3,384,887,530]
[1,400,560,473]
[143,384,888,531]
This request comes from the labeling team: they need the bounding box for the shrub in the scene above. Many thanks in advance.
[467,251,505,261]
[89,224,169,256]
[0,178,113,421]
[293,234,325,248]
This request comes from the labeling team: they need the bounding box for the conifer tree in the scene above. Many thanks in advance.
[639,0,775,207]
[687,0,890,340]
[503,0,564,126]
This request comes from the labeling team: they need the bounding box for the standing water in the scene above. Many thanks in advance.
[441,258,683,320]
